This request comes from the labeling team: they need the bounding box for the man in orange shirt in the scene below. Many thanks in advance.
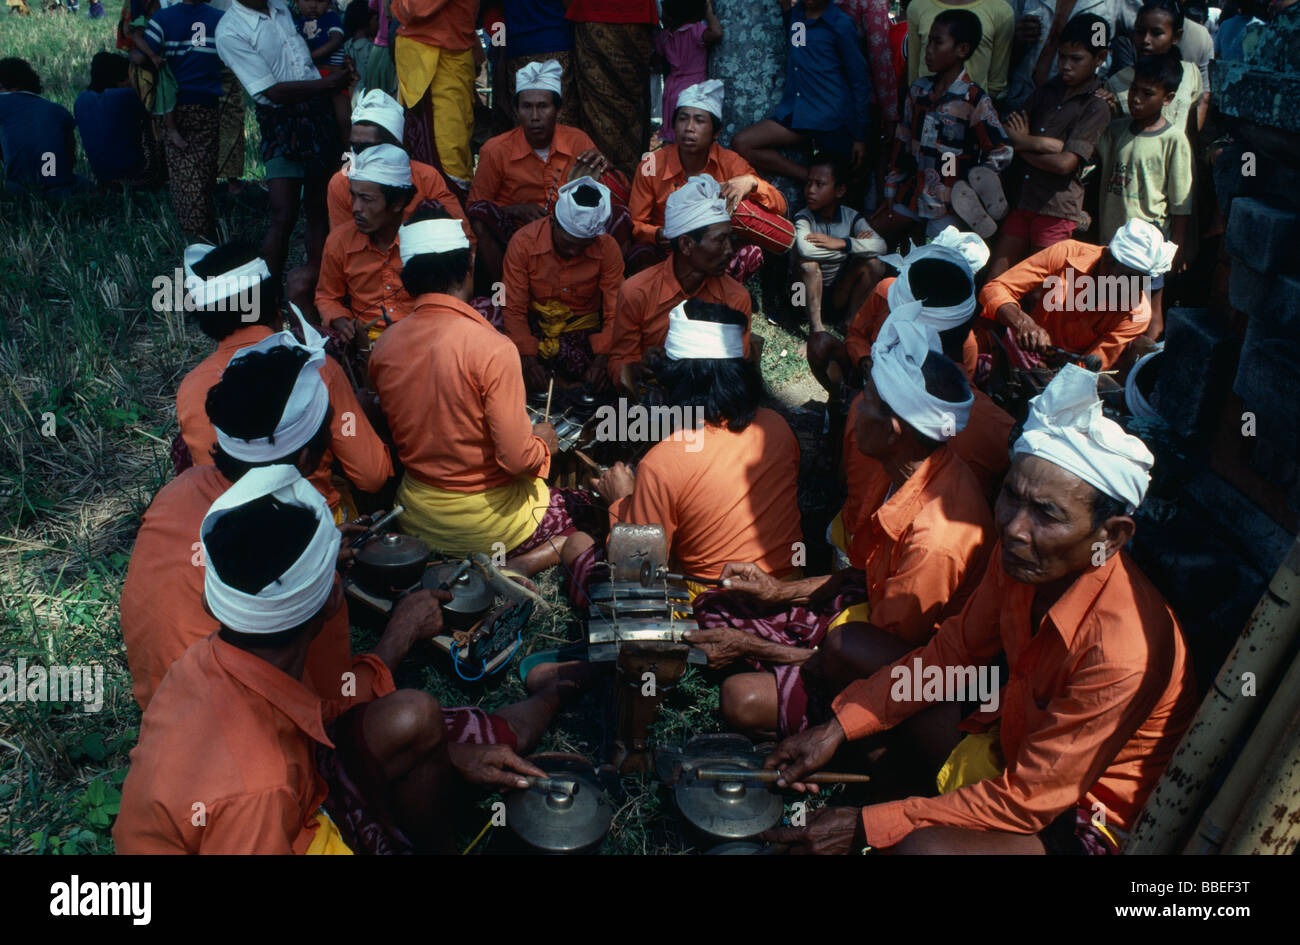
[980,219,1178,370]
[627,80,786,280]
[693,312,993,737]
[176,250,392,516]
[607,174,754,392]
[762,365,1196,855]
[561,299,801,597]
[314,144,417,343]
[819,233,1013,506]
[369,208,603,575]
[503,176,623,393]
[324,90,471,235]
[114,466,588,854]
[389,0,477,187]
[122,342,351,711]
[467,60,613,291]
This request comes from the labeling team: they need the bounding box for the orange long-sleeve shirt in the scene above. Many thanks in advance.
[390,0,478,49]
[845,444,994,646]
[113,634,394,854]
[501,216,623,357]
[176,331,392,510]
[606,256,753,386]
[608,408,803,581]
[834,547,1197,848]
[467,124,596,209]
[628,142,788,245]
[978,240,1151,370]
[118,465,354,711]
[315,223,414,332]
[368,293,551,492]
[326,160,473,245]
[844,277,978,378]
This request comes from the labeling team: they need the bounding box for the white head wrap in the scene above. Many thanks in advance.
[214,305,331,463]
[346,143,412,188]
[930,226,990,274]
[870,304,973,441]
[675,79,724,119]
[663,174,731,240]
[398,218,471,264]
[351,88,405,142]
[664,301,745,360]
[1013,363,1154,512]
[878,241,978,329]
[200,465,338,634]
[1108,218,1178,276]
[515,59,563,96]
[554,176,611,239]
[183,243,271,309]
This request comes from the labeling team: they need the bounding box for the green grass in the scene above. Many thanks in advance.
[0,11,824,855]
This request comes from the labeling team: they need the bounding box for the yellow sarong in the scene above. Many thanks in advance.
[304,809,353,855]
[393,37,475,182]
[533,301,601,360]
[396,472,550,557]
[935,728,1124,848]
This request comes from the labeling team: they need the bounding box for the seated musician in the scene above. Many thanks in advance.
[563,299,802,596]
[368,210,603,575]
[606,175,753,394]
[502,176,623,394]
[823,234,1013,515]
[286,88,474,316]
[627,79,786,279]
[123,336,355,711]
[174,247,391,517]
[689,311,993,738]
[114,466,588,854]
[325,90,472,237]
[979,218,1177,369]
[315,144,418,342]
[762,365,1197,855]
[466,60,614,290]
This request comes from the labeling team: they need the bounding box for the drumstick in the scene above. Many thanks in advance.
[544,377,554,424]
[694,766,871,785]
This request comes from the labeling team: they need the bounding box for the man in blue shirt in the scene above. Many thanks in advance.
[0,58,83,196]
[733,0,872,182]
[74,52,150,187]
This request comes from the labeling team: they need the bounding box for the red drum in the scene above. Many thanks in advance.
[731,199,795,254]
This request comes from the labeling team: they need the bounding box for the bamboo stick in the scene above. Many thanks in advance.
[1125,535,1300,854]
[1220,704,1300,855]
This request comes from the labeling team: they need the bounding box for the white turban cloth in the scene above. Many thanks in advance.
[878,240,978,329]
[675,79,724,119]
[183,243,271,309]
[663,173,731,240]
[516,59,563,96]
[1013,363,1154,512]
[930,226,990,274]
[215,304,331,463]
[555,176,611,239]
[351,88,405,142]
[346,143,413,188]
[399,218,471,264]
[664,300,745,360]
[870,305,973,441]
[201,465,338,634]
[1109,218,1178,276]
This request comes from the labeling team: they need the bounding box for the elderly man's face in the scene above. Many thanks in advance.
[351,179,403,236]
[518,90,558,149]
[995,453,1110,585]
[681,221,734,276]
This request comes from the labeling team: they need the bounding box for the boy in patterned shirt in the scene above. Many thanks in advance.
[884,8,1012,239]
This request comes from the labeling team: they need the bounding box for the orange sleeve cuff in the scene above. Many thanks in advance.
[861,800,915,849]
[831,679,889,741]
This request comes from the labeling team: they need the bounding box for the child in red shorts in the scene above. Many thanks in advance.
[987,13,1112,278]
